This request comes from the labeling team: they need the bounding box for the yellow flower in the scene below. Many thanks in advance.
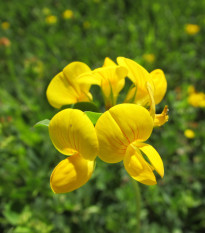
[45,15,57,24]
[185,24,200,35]
[49,108,98,193]
[184,129,195,139]
[143,53,155,63]
[188,92,205,108]
[62,9,74,19]
[46,62,93,108]
[76,57,128,109]
[95,104,164,185]
[117,57,167,106]
[1,22,10,30]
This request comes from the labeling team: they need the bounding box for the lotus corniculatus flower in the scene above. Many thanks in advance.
[95,103,164,185]
[47,62,92,108]
[77,57,128,109]
[117,57,167,106]
[49,108,98,193]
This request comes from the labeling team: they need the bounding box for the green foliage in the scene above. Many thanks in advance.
[85,111,102,125]
[34,119,50,128]
[1,0,205,233]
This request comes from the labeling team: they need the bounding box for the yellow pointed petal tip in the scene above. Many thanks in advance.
[46,61,92,108]
[137,143,164,178]
[49,108,98,160]
[50,153,94,194]
[154,105,169,127]
[103,57,117,67]
[150,69,167,104]
[95,103,154,163]
[124,144,157,185]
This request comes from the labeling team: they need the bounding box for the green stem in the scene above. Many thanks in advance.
[131,179,141,233]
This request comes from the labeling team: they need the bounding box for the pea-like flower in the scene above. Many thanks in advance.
[117,57,167,106]
[95,103,164,185]
[77,57,128,109]
[49,108,98,193]
[188,87,205,108]
[46,62,92,108]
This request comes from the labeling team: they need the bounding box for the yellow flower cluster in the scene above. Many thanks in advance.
[185,24,200,35]
[45,15,57,24]
[188,85,205,108]
[46,57,168,193]
[1,22,10,30]
[184,129,195,139]
[62,9,74,19]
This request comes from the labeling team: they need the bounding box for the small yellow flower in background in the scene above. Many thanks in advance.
[62,9,74,19]
[42,8,51,15]
[184,129,195,139]
[143,53,155,63]
[46,61,92,108]
[185,24,200,35]
[0,37,11,47]
[188,88,205,108]
[1,22,10,30]
[45,15,57,24]
[49,108,98,193]
[83,21,91,29]
[95,104,164,185]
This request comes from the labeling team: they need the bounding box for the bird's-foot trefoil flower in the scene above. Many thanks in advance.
[117,57,167,106]
[188,86,205,108]
[46,62,93,108]
[77,57,128,109]
[95,103,164,185]
[49,108,98,193]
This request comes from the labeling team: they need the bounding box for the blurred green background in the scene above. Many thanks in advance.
[1,0,205,232]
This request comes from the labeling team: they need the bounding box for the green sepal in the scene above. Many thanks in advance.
[72,102,100,112]
[85,111,102,125]
[34,119,50,128]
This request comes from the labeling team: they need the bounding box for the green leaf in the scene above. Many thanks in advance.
[85,111,102,125]
[73,102,100,112]
[34,119,50,128]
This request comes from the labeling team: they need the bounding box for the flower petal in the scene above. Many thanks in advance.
[95,104,154,163]
[138,143,164,178]
[117,57,150,88]
[150,69,167,104]
[117,57,154,104]
[124,144,157,185]
[103,57,117,67]
[63,62,91,85]
[93,66,127,98]
[46,62,91,108]
[49,109,98,160]
[50,153,94,193]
